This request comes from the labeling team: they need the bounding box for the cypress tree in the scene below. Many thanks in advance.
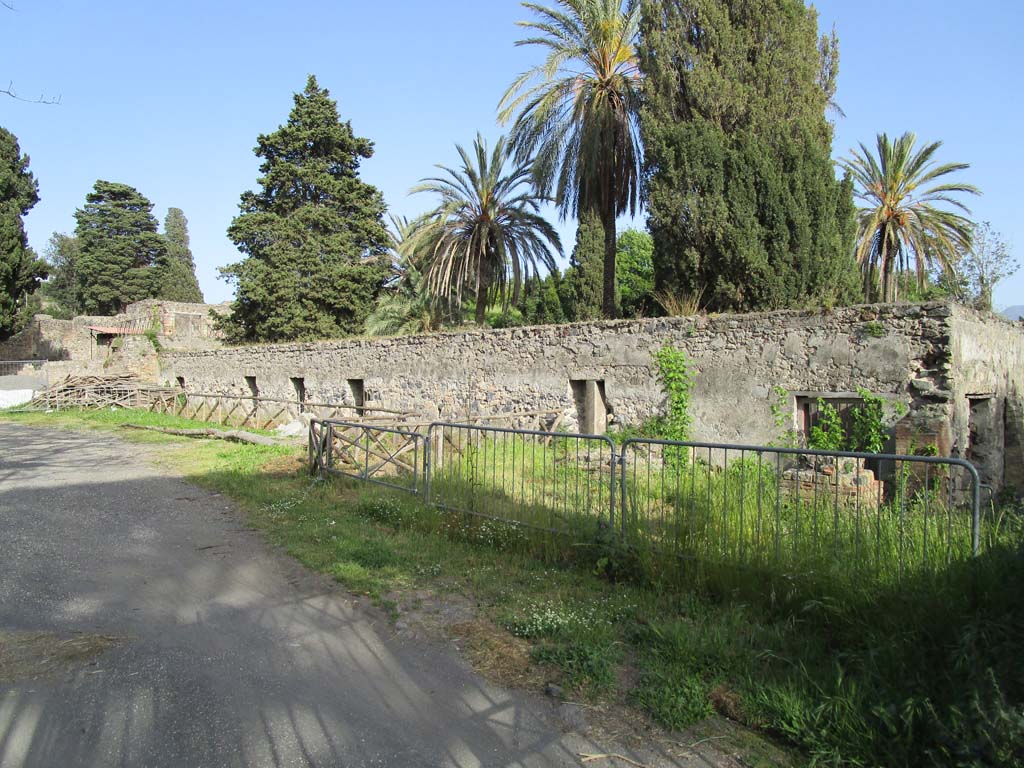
[220,75,389,342]
[563,210,605,321]
[0,127,47,339]
[519,271,567,325]
[639,0,859,312]
[73,181,166,315]
[157,207,204,303]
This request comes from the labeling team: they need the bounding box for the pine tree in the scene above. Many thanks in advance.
[0,127,47,339]
[157,207,204,303]
[219,75,390,342]
[639,0,859,312]
[563,210,605,321]
[73,181,166,315]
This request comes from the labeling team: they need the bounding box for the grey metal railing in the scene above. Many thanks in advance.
[619,438,981,581]
[425,422,617,538]
[309,421,990,586]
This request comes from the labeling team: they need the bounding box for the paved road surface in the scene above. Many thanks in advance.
[0,424,710,768]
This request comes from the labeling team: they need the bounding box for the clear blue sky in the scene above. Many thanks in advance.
[3,1,1023,309]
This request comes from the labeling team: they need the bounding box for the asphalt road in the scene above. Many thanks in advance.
[0,424,713,768]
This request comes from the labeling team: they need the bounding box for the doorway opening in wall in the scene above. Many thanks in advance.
[290,377,306,412]
[570,379,609,435]
[967,394,999,487]
[244,376,259,414]
[95,333,115,359]
[348,379,365,414]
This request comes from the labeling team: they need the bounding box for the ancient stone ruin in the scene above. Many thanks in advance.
[3,300,1022,493]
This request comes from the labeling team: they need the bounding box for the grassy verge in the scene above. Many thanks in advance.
[4,408,1022,767]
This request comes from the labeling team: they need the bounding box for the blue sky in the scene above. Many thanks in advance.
[2,0,1022,309]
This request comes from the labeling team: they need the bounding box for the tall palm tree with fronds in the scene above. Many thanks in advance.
[407,134,562,326]
[841,132,980,303]
[498,0,642,319]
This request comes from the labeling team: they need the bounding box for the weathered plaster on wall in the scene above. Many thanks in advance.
[161,303,974,448]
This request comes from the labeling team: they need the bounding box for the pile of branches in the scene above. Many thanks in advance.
[25,375,178,411]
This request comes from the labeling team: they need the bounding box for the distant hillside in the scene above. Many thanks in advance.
[1002,305,1024,320]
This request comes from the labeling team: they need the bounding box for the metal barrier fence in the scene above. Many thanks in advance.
[310,419,426,494]
[309,421,988,582]
[619,439,981,580]
[426,422,617,538]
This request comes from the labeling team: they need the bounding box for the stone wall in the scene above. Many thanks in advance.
[948,306,1024,489]
[161,303,967,448]
[0,301,231,377]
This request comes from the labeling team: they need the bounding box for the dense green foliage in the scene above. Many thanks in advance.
[842,132,979,302]
[73,180,167,315]
[639,0,859,312]
[158,208,203,303]
[518,270,567,325]
[219,76,389,342]
[0,127,47,339]
[615,228,653,317]
[41,232,80,317]
[365,215,444,335]
[563,210,604,321]
[652,346,692,470]
[406,134,561,326]
[500,0,642,318]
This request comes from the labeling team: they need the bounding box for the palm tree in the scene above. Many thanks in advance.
[406,133,562,326]
[365,215,442,336]
[841,132,980,303]
[498,0,642,319]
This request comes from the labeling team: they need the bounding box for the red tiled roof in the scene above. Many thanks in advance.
[87,326,145,335]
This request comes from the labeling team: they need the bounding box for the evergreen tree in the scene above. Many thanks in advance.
[157,208,204,303]
[639,0,859,312]
[73,181,166,315]
[0,127,47,339]
[519,271,567,325]
[41,232,81,317]
[220,75,389,342]
[563,210,604,321]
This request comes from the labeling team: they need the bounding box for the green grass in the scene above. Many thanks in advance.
[6,407,1024,767]
[0,405,277,437]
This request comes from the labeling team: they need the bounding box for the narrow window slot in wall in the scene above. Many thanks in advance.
[176,376,186,390]
[795,394,862,441]
[245,376,259,413]
[290,377,306,412]
[348,379,365,413]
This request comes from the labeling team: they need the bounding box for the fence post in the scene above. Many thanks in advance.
[609,445,621,535]
[424,426,433,504]
[363,427,371,482]
[308,420,318,475]
[325,423,334,472]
